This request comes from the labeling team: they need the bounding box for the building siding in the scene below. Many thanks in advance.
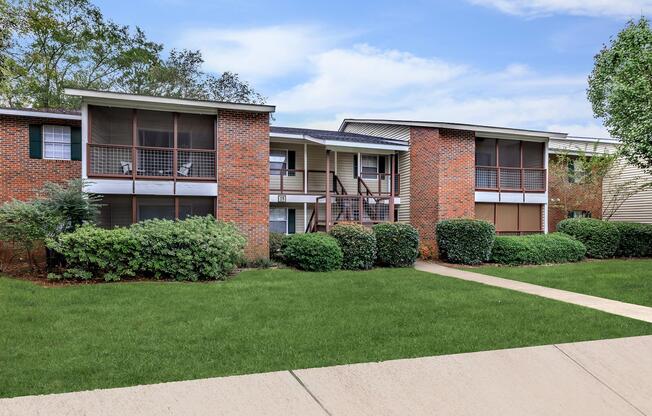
[342,122,410,141]
[603,160,652,223]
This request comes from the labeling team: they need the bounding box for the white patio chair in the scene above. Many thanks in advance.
[120,161,132,175]
[178,162,193,177]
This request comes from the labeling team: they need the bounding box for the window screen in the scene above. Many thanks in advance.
[43,125,71,160]
[138,110,173,147]
[475,138,496,166]
[178,114,214,149]
[90,106,132,145]
[270,207,287,233]
[498,140,520,167]
[97,195,132,228]
[137,197,175,221]
[179,197,214,219]
[522,142,544,168]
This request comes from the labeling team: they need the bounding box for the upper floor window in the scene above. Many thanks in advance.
[567,159,586,184]
[361,155,379,179]
[43,125,71,160]
[270,149,288,173]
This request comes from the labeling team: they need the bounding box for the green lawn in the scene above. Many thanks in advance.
[1,268,651,398]
[471,259,652,307]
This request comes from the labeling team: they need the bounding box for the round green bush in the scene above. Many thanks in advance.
[490,233,586,265]
[557,218,620,259]
[329,223,377,269]
[132,216,246,281]
[372,223,419,267]
[269,232,285,261]
[436,219,495,265]
[613,222,652,257]
[282,233,343,271]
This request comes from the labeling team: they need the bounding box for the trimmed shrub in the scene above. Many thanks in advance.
[269,232,285,261]
[132,216,246,281]
[282,233,343,272]
[613,222,652,257]
[557,218,619,259]
[48,225,141,281]
[490,233,586,265]
[49,216,246,281]
[436,219,495,265]
[329,223,377,270]
[373,223,419,267]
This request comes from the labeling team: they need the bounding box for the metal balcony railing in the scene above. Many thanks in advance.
[88,144,216,180]
[475,166,546,192]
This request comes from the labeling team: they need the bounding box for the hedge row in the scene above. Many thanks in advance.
[436,219,495,265]
[557,218,619,259]
[490,233,586,265]
[279,223,419,272]
[48,216,246,281]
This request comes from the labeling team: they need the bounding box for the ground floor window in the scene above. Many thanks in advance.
[270,207,287,234]
[97,195,215,227]
[568,210,591,219]
[475,203,543,235]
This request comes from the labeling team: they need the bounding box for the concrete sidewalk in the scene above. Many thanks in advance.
[415,261,652,323]
[2,335,651,416]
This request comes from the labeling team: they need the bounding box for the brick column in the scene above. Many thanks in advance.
[217,110,270,259]
[409,127,475,248]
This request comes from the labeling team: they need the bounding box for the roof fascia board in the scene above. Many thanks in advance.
[342,119,567,139]
[65,88,276,113]
[0,108,81,120]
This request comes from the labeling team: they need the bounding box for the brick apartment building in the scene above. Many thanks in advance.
[1,89,650,258]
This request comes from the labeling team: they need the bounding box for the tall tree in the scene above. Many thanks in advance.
[588,17,652,175]
[1,0,265,108]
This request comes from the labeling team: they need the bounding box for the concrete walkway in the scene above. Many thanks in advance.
[1,335,652,415]
[415,261,652,323]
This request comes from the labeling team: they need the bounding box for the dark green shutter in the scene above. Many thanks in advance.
[71,126,82,161]
[288,209,296,234]
[287,150,296,176]
[378,156,385,174]
[567,160,575,183]
[353,154,358,178]
[394,154,399,191]
[29,124,43,159]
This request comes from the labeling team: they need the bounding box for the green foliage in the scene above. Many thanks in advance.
[436,219,495,265]
[613,222,652,257]
[282,233,343,272]
[329,223,377,270]
[587,17,652,175]
[48,217,246,281]
[0,199,61,269]
[1,0,264,108]
[557,218,620,259]
[131,217,246,281]
[490,233,586,266]
[373,223,419,267]
[269,232,285,261]
[47,225,141,281]
[39,179,101,233]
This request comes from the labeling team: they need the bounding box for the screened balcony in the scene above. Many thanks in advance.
[87,106,216,180]
[475,138,546,192]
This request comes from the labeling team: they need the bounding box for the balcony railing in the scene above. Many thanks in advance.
[307,195,391,231]
[475,166,546,192]
[88,144,216,180]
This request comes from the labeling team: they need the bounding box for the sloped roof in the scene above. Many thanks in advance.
[271,126,408,147]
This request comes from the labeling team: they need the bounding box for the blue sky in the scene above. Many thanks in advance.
[94,0,652,137]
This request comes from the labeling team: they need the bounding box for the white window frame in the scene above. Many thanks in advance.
[270,149,289,176]
[270,207,288,234]
[361,154,379,180]
[43,125,72,160]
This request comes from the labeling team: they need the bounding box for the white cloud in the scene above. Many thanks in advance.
[467,0,652,17]
[178,25,334,81]
[273,44,467,112]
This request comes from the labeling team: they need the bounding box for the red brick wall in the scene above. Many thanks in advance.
[409,127,475,246]
[217,110,270,259]
[0,115,81,203]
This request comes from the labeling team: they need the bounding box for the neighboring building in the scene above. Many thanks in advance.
[1,90,651,258]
